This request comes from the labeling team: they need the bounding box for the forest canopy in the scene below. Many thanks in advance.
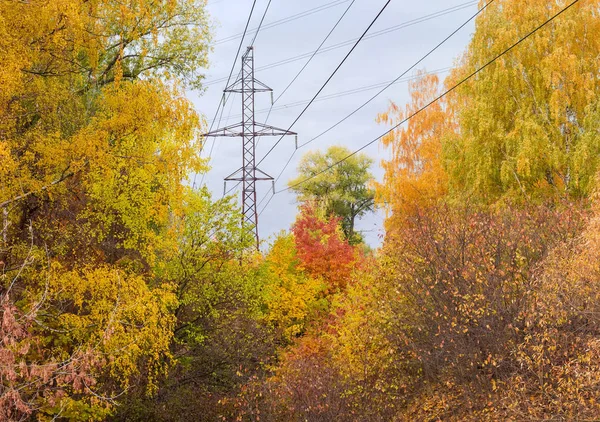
[2,0,600,420]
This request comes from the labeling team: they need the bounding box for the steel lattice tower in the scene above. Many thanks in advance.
[204,47,296,249]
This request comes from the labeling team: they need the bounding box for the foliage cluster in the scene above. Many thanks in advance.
[221,1,600,420]
[0,0,219,419]
[4,0,600,420]
[288,146,375,244]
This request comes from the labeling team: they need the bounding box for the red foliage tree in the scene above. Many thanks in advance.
[291,204,358,292]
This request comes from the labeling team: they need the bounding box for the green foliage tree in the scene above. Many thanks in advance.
[288,146,375,244]
[111,189,279,421]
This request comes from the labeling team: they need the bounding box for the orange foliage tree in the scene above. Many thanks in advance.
[292,203,359,292]
[376,71,453,232]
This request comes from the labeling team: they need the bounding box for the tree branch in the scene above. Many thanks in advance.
[0,170,74,209]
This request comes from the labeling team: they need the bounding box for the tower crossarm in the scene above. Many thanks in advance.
[203,122,297,138]
[225,77,272,93]
[203,122,245,137]
[224,167,274,182]
[253,123,297,137]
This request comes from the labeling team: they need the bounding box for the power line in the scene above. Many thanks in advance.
[258,0,356,151]
[195,0,258,188]
[258,0,579,216]
[257,0,493,203]
[216,0,258,115]
[222,83,237,127]
[223,181,241,198]
[270,0,357,109]
[256,0,393,167]
[203,1,478,87]
[280,0,581,195]
[250,0,273,46]
[199,74,238,186]
[207,1,477,86]
[210,67,452,124]
[214,0,351,45]
[297,0,495,151]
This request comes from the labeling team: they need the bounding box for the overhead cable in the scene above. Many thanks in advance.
[195,0,258,188]
[256,0,393,167]
[258,0,578,215]
[282,0,581,194]
[214,0,351,45]
[204,1,478,87]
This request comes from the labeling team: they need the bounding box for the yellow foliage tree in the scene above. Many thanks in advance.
[0,0,211,418]
[444,0,600,202]
[263,234,326,341]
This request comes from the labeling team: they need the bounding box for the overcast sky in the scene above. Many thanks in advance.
[190,0,480,248]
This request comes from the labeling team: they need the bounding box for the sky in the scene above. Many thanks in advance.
[190,0,480,248]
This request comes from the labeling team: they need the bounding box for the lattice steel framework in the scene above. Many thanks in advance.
[204,47,296,249]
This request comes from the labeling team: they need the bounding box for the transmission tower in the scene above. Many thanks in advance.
[204,46,297,249]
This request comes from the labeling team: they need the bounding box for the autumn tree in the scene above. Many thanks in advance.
[231,1,600,420]
[262,233,326,342]
[0,0,212,418]
[376,70,452,232]
[288,146,375,244]
[444,0,600,202]
[504,176,600,419]
[0,0,210,215]
[111,189,280,421]
[357,202,584,420]
[292,204,359,293]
